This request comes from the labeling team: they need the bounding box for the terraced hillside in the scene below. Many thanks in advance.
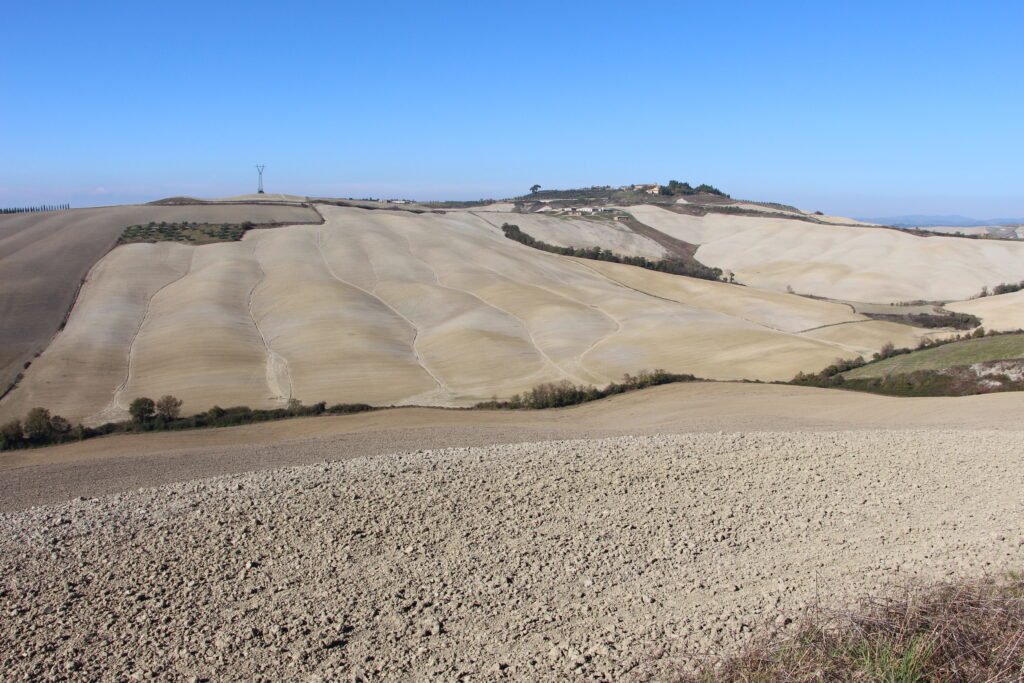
[0,204,939,424]
[0,203,320,395]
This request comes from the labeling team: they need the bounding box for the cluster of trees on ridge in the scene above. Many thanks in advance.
[977,280,1024,297]
[659,180,729,197]
[500,223,724,282]
[1,203,70,214]
[525,181,729,198]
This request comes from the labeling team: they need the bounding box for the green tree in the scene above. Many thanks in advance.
[0,420,22,449]
[530,184,541,194]
[24,408,53,441]
[49,415,71,436]
[129,397,156,423]
[156,395,183,420]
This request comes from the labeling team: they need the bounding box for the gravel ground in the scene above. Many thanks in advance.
[2,431,1022,681]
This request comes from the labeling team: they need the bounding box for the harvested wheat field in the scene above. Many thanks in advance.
[1,405,1022,680]
[470,211,668,259]
[1,204,941,425]
[0,203,320,395]
[626,205,1024,302]
[948,289,1024,331]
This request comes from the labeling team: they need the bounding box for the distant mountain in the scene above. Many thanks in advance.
[861,214,1024,227]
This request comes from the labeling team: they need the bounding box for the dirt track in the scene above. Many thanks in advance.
[2,429,1022,681]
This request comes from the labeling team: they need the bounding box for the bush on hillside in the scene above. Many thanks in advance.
[0,394,383,452]
[475,369,699,410]
[129,397,156,423]
[156,394,183,420]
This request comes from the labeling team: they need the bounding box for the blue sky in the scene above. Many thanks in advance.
[1,1,1021,216]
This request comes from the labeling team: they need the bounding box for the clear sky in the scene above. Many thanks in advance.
[2,1,1021,217]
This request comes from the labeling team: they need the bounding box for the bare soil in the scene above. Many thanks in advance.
[4,382,1024,512]
[1,428,1021,681]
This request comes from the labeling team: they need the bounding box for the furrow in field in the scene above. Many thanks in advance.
[248,243,293,403]
[315,229,449,403]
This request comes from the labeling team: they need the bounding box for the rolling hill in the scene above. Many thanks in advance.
[0,202,320,396]
[0,200,954,425]
[625,204,1024,302]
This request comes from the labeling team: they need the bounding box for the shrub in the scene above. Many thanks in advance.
[475,369,699,410]
[49,415,71,436]
[129,397,156,423]
[156,395,183,420]
[0,419,23,450]
[992,280,1024,296]
[326,403,375,415]
[23,407,53,441]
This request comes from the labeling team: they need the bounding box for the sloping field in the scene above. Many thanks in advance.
[471,211,668,258]
[576,260,937,357]
[1,205,934,424]
[843,334,1024,379]
[5,382,1024,511]
[626,205,1024,302]
[2,426,1021,680]
[947,289,1024,331]
[0,203,320,395]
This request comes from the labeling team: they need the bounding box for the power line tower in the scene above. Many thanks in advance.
[256,164,266,194]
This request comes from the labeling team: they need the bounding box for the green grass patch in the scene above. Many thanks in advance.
[844,334,1024,379]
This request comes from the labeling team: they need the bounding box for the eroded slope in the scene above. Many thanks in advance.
[626,205,1024,302]
[0,203,320,395]
[1,205,938,424]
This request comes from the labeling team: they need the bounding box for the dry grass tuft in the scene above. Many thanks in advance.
[676,571,1024,682]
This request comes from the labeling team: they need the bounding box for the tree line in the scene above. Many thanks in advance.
[1,203,70,214]
[474,369,699,410]
[660,180,729,197]
[1,370,705,450]
[0,396,376,451]
[500,223,724,282]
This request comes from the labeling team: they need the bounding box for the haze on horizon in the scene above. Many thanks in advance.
[1,1,1021,218]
